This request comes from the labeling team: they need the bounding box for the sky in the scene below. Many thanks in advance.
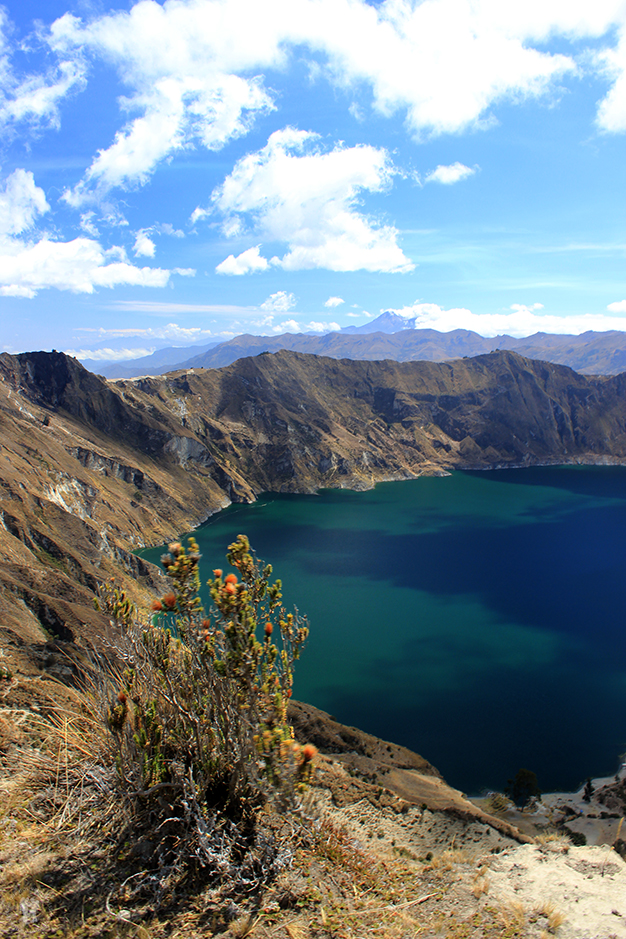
[1,0,626,361]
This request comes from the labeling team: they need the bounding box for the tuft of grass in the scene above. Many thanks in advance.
[472,874,490,898]
[485,792,513,815]
[536,831,571,851]
[538,901,566,932]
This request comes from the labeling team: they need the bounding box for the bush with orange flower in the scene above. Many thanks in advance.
[93,534,311,894]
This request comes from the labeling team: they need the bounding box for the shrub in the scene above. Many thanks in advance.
[93,534,312,896]
[504,768,541,808]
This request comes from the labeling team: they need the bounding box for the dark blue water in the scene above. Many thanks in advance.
[140,466,626,795]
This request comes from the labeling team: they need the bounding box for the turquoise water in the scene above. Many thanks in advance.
[139,466,626,794]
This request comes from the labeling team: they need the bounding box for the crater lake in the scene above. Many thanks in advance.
[140,465,626,795]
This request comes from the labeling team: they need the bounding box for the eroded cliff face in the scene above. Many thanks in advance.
[1,347,626,652]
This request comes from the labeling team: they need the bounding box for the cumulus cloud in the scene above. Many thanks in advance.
[40,0,626,207]
[270,318,301,333]
[133,229,156,257]
[595,26,626,132]
[425,163,477,185]
[386,300,626,337]
[325,295,344,307]
[261,291,297,312]
[608,300,626,313]
[216,244,269,275]
[45,0,593,180]
[52,4,274,203]
[0,169,49,237]
[209,128,413,273]
[0,238,171,298]
[0,0,621,218]
[0,168,182,297]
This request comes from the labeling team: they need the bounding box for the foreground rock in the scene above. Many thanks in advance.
[486,843,626,939]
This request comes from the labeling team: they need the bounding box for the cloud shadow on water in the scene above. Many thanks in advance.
[255,503,626,651]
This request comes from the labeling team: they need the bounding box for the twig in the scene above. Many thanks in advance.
[344,893,437,916]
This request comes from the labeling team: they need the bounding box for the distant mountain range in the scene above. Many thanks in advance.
[86,312,626,378]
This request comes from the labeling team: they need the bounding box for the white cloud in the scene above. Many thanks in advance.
[2,0,618,222]
[157,222,185,238]
[80,212,99,237]
[0,238,171,297]
[52,5,274,203]
[595,26,626,132]
[68,346,157,361]
[325,295,344,307]
[306,320,340,332]
[510,302,545,313]
[608,300,626,313]
[425,163,477,185]
[0,169,49,237]
[386,300,626,337]
[45,0,595,178]
[261,290,296,312]
[0,167,182,297]
[209,128,413,273]
[271,318,301,333]
[216,244,269,275]
[133,229,156,257]
[76,324,212,342]
[0,10,86,133]
[70,323,217,354]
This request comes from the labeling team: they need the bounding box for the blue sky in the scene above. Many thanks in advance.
[1,0,626,361]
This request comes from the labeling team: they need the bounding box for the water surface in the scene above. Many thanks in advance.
[140,466,626,794]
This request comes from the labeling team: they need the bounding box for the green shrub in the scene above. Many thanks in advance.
[93,534,312,893]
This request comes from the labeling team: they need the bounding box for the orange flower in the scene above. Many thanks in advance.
[201,619,211,629]
[225,582,236,595]
[213,569,223,578]
[264,623,273,637]
[151,599,163,612]
[301,744,317,762]
[162,592,177,609]
[117,691,127,704]
[224,573,238,585]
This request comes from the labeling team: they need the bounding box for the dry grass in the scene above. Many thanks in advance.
[0,678,548,939]
[534,901,566,933]
[472,874,490,898]
[534,831,571,851]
